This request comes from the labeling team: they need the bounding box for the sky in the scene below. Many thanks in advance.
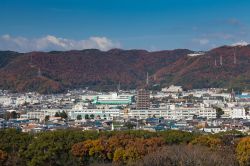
[1,0,250,52]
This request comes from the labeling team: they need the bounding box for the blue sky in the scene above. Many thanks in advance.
[1,0,250,52]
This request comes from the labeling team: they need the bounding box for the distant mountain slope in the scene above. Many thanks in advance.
[0,49,191,93]
[155,45,250,90]
[0,45,249,93]
[0,51,21,68]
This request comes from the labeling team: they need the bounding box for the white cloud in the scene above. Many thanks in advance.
[199,39,210,45]
[0,34,121,52]
[193,38,210,45]
[231,40,249,47]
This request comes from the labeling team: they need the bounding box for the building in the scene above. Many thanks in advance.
[127,105,216,120]
[198,107,217,119]
[136,89,150,109]
[162,85,183,93]
[92,93,132,105]
[20,112,45,121]
[69,108,120,120]
[231,107,246,119]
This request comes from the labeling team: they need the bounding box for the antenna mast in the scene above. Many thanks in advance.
[234,47,237,64]
[38,68,42,77]
[146,72,149,85]
[117,82,121,92]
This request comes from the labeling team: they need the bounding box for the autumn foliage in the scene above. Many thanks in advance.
[71,134,165,165]
[236,136,250,166]
[190,135,223,149]
[0,150,8,164]
[0,129,249,166]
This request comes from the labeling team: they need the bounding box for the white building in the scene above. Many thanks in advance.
[162,85,183,93]
[92,93,133,105]
[222,107,246,119]
[231,107,246,119]
[21,112,45,120]
[126,105,216,120]
[69,108,120,120]
[198,107,216,119]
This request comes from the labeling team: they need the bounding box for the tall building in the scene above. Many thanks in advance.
[136,89,150,109]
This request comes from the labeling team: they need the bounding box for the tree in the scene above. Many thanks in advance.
[44,115,50,122]
[190,135,222,149]
[71,133,164,165]
[159,130,196,144]
[124,122,136,130]
[0,129,33,165]
[60,111,68,119]
[0,150,7,164]
[24,130,85,166]
[215,107,224,118]
[76,115,82,120]
[90,114,95,119]
[54,112,60,117]
[236,136,250,166]
[113,148,125,163]
[10,111,18,119]
[103,114,107,120]
[134,145,238,166]
[85,114,89,119]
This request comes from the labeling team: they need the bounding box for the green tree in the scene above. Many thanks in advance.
[85,114,89,119]
[44,115,50,122]
[124,122,136,130]
[0,129,33,165]
[215,107,224,118]
[76,115,82,120]
[54,112,60,117]
[159,130,196,144]
[24,130,85,166]
[60,111,68,119]
[10,111,18,119]
[90,114,95,119]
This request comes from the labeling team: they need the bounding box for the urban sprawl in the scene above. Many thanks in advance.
[0,85,250,134]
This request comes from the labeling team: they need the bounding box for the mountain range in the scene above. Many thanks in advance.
[0,45,250,93]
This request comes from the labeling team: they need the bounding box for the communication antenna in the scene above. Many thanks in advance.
[146,72,149,85]
[214,58,217,66]
[220,55,223,66]
[153,74,157,81]
[37,68,42,77]
[233,47,237,64]
[117,82,121,92]
[29,53,35,68]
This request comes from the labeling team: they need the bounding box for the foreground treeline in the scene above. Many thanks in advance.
[0,129,249,166]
